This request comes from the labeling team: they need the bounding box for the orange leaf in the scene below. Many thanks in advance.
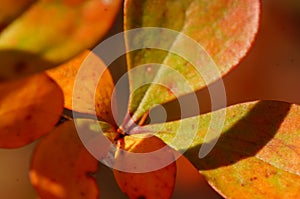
[30,120,99,199]
[113,135,177,199]
[47,50,115,123]
[0,73,63,148]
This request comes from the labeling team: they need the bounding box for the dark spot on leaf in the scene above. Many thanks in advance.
[137,196,146,199]
[70,162,75,168]
[164,182,169,187]
[250,177,257,181]
[162,10,167,17]
[265,170,277,178]
[241,183,245,187]
[86,171,95,177]
[14,62,28,73]
[25,115,32,121]
[80,191,86,197]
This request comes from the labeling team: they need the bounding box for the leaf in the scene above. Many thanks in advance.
[47,50,115,123]
[113,135,177,199]
[0,0,122,80]
[0,73,63,148]
[124,0,260,123]
[0,0,35,31]
[30,120,100,199]
[140,100,300,198]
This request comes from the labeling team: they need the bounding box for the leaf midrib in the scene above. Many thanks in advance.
[129,1,193,122]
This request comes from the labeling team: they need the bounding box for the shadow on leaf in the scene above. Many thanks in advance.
[0,49,58,81]
[186,101,291,170]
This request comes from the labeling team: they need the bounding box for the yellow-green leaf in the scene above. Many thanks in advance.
[0,0,122,80]
[140,100,300,198]
[124,0,260,124]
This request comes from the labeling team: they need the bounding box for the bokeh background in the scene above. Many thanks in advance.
[0,0,300,198]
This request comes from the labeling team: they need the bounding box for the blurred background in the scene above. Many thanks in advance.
[0,0,300,198]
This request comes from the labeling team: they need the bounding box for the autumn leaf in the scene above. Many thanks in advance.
[0,0,122,80]
[124,0,260,123]
[140,100,300,198]
[30,120,101,199]
[0,73,63,148]
[47,50,115,124]
[36,44,179,198]
[25,1,262,198]
[0,0,35,31]
[30,113,176,199]
[113,135,177,199]
[0,1,269,199]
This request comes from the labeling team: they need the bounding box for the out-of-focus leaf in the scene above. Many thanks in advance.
[140,100,300,198]
[124,0,260,124]
[0,0,35,31]
[30,120,100,199]
[0,0,122,80]
[0,73,63,148]
[113,135,177,199]
[47,50,115,123]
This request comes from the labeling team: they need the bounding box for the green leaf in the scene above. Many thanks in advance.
[124,0,260,124]
[140,100,300,198]
[0,0,122,80]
